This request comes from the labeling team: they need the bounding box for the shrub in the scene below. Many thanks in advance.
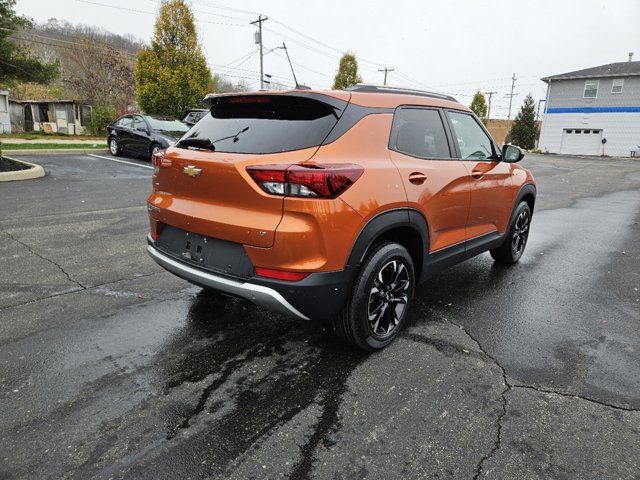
[87,104,116,135]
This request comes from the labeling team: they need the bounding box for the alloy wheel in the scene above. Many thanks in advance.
[511,210,530,256]
[109,139,118,155]
[367,259,410,338]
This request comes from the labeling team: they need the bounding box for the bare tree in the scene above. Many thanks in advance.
[63,39,135,113]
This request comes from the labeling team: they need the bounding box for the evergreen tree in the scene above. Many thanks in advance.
[0,0,59,86]
[470,90,487,121]
[508,94,537,149]
[332,53,362,90]
[135,0,212,117]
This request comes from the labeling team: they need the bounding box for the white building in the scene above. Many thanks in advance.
[538,61,640,157]
[0,90,10,134]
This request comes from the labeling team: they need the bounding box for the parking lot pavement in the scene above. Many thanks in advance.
[1,153,639,479]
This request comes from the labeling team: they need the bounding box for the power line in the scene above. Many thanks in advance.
[188,1,388,69]
[74,0,251,27]
[191,0,261,17]
[262,27,381,74]
[268,18,385,69]
[144,0,251,22]
[218,48,259,68]
[6,28,137,58]
[269,50,333,79]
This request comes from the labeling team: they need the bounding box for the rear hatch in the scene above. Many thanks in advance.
[150,92,350,248]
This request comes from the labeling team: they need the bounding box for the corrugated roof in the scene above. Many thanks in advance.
[542,61,640,83]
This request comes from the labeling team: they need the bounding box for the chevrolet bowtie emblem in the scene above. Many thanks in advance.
[183,165,202,177]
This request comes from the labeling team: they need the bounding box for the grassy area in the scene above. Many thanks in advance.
[1,143,106,150]
[0,133,104,141]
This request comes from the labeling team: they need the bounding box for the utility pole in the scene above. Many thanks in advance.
[505,73,518,125]
[485,91,497,120]
[377,67,394,86]
[251,15,268,89]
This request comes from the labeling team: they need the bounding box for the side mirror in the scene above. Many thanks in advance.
[136,125,148,134]
[502,144,525,163]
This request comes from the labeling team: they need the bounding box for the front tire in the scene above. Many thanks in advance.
[109,137,121,156]
[333,242,415,351]
[490,202,532,264]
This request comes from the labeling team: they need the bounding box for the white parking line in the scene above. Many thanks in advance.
[87,153,154,170]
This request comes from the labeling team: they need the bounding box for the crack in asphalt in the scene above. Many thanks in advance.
[512,384,640,413]
[421,305,511,480]
[1,230,86,289]
[424,303,640,479]
[0,270,165,312]
[0,204,146,224]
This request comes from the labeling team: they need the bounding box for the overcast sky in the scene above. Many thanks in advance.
[15,0,640,118]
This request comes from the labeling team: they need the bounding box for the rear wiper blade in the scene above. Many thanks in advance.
[211,126,250,145]
[176,138,216,151]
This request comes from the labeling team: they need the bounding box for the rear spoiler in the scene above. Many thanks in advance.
[202,92,351,113]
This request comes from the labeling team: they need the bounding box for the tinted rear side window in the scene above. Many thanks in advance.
[181,95,342,154]
[390,108,451,159]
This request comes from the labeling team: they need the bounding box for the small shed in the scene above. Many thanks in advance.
[9,99,92,135]
[0,90,10,134]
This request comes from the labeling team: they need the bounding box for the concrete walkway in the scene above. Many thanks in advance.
[1,138,105,144]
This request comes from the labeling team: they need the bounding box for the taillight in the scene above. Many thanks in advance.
[254,267,309,281]
[246,164,363,198]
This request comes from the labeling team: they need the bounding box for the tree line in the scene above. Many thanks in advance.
[1,0,538,148]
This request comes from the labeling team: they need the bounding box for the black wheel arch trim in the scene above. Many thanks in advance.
[511,183,536,221]
[346,208,430,267]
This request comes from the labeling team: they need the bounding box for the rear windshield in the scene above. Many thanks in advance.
[179,95,341,154]
[145,116,190,133]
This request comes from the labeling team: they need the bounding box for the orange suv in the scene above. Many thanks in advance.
[147,85,536,351]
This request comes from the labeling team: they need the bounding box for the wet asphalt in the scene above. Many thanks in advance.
[0,152,639,479]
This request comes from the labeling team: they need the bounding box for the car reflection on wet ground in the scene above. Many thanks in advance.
[1,152,639,479]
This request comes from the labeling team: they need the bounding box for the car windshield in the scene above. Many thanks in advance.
[145,116,189,133]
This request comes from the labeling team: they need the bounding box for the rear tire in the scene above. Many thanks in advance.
[333,242,415,351]
[108,137,121,156]
[490,202,531,264]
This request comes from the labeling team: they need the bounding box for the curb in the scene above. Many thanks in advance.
[1,148,109,156]
[527,152,640,161]
[0,156,45,182]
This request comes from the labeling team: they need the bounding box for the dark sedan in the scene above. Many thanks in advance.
[107,114,190,160]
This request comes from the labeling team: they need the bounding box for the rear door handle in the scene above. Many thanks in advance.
[408,172,427,185]
[471,170,484,179]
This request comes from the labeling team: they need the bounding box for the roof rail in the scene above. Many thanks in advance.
[345,84,457,102]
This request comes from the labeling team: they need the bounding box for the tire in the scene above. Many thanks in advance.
[333,242,415,351]
[149,143,162,162]
[490,202,532,264]
[108,137,121,156]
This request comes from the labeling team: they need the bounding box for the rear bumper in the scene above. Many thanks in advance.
[147,241,356,321]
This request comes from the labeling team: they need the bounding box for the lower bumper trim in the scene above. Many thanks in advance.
[147,245,310,320]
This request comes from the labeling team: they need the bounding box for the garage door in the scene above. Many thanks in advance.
[560,128,602,155]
